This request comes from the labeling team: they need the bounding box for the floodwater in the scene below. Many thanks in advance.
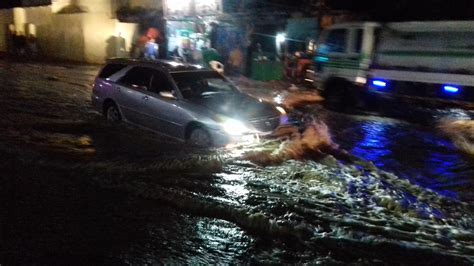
[0,59,472,264]
[303,106,474,204]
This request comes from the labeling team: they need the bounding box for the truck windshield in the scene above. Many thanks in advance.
[171,71,236,99]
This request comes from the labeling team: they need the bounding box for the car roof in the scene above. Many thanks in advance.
[106,58,207,73]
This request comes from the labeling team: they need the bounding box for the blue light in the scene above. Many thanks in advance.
[372,80,387,88]
[443,85,460,93]
[316,56,329,62]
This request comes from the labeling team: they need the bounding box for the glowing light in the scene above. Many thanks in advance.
[372,80,387,88]
[195,0,219,9]
[196,0,217,5]
[443,85,460,93]
[316,56,329,62]
[221,118,249,135]
[225,143,237,150]
[276,106,286,115]
[165,0,192,12]
[168,61,182,67]
[355,77,367,85]
[276,33,286,43]
[273,95,283,104]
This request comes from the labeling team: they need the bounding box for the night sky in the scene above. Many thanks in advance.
[250,0,474,21]
[329,0,474,21]
[1,0,474,21]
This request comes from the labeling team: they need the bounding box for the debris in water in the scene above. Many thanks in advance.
[438,119,474,156]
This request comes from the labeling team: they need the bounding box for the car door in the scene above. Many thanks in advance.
[114,67,153,126]
[140,70,187,137]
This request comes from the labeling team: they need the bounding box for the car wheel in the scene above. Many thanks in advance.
[105,103,121,124]
[187,127,213,147]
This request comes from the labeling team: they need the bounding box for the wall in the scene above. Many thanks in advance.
[0,9,13,52]
[130,0,162,9]
[1,1,139,63]
[51,0,113,15]
[82,14,116,62]
[38,14,86,61]
[78,0,113,15]
[116,21,139,53]
[51,0,70,12]
[24,6,53,25]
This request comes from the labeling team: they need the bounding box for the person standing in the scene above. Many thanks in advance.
[228,45,243,75]
[144,38,159,60]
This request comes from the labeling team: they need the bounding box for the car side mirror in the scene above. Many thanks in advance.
[209,60,224,75]
[160,91,176,99]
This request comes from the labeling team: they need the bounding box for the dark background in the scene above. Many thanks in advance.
[2,0,474,21]
[0,0,474,21]
[330,0,474,21]
[0,0,51,8]
[227,0,474,21]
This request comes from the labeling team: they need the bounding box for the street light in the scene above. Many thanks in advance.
[276,33,286,44]
[276,32,286,55]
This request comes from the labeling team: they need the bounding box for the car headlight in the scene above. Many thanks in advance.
[276,106,286,115]
[221,118,249,135]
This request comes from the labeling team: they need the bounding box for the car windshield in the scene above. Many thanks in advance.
[170,71,236,99]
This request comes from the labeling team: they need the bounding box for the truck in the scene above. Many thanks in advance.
[306,21,474,109]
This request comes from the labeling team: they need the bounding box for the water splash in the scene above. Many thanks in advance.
[438,119,474,156]
[243,121,340,166]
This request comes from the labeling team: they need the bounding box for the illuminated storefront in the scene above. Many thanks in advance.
[164,0,222,18]
[162,0,223,63]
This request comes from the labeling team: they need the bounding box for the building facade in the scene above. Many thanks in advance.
[0,0,163,63]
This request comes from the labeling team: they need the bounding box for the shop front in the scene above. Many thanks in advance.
[163,0,222,65]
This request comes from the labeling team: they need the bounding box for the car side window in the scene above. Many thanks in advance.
[99,63,127,79]
[118,67,153,90]
[323,29,347,53]
[150,71,173,94]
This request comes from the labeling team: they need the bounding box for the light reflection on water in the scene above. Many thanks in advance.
[316,110,474,203]
[217,173,250,202]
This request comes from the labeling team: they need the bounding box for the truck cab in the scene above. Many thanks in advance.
[307,22,380,92]
[310,21,474,109]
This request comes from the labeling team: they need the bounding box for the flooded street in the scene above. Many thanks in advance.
[0,59,473,264]
[309,108,474,204]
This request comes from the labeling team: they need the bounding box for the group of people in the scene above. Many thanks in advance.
[129,27,248,76]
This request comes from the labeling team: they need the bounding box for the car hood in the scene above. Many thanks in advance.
[188,92,279,120]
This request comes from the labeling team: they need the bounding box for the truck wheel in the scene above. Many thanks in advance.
[324,79,349,111]
[324,80,364,112]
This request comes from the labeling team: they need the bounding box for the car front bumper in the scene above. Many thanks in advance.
[209,115,288,147]
[209,130,264,147]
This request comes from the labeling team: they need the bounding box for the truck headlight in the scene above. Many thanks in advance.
[221,118,249,135]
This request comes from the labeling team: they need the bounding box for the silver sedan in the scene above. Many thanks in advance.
[91,59,287,147]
